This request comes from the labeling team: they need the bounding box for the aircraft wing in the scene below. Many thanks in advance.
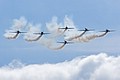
[59,28,74,29]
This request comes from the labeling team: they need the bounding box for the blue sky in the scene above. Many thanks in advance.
[0,0,120,66]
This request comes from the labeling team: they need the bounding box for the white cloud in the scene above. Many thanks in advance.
[0,53,120,80]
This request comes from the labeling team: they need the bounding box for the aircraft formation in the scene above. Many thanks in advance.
[4,17,115,50]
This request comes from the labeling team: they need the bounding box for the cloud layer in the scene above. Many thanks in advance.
[0,53,120,80]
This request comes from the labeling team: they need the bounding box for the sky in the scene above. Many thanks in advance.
[0,0,120,80]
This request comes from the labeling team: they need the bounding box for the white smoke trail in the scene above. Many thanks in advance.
[11,17,27,31]
[37,37,66,50]
[0,53,120,80]
[64,30,83,41]
[4,17,27,39]
[49,43,66,50]
[4,16,110,50]
[46,16,78,38]
[24,23,41,41]
[36,16,78,50]
[4,30,19,39]
[46,16,64,38]
[23,23,64,50]
[61,16,109,43]
[37,37,57,49]
[77,32,108,42]
[64,15,77,30]
[65,32,108,43]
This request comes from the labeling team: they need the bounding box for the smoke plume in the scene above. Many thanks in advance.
[4,17,27,39]
[4,16,108,50]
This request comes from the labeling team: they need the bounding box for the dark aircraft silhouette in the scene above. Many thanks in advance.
[55,40,74,49]
[78,28,94,37]
[33,32,50,35]
[58,26,74,33]
[58,26,74,30]
[57,40,74,45]
[9,30,27,39]
[99,29,115,33]
[78,28,94,32]
[31,32,50,41]
[98,29,115,37]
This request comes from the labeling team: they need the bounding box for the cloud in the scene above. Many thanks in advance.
[0,53,120,80]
